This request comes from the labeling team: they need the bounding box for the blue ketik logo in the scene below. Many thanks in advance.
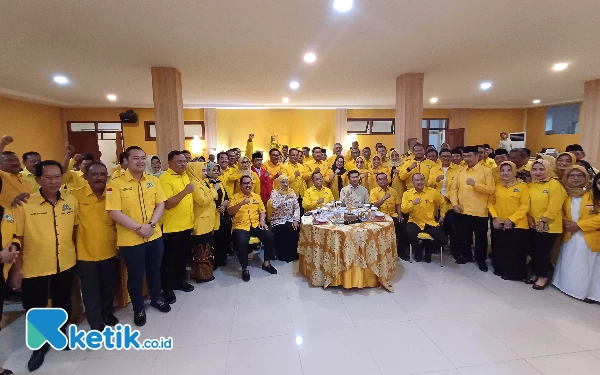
[26,308,68,350]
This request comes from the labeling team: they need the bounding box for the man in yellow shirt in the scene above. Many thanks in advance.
[264,148,284,178]
[20,151,41,192]
[426,149,439,164]
[491,148,509,183]
[327,143,344,166]
[345,141,360,161]
[478,145,496,169]
[362,147,372,169]
[401,138,419,162]
[110,151,128,180]
[370,172,408,260]
[402,173,448,263]
[227,175,276,282]
[303,147,329,188]
[450,147,463,167]
[12,160,78,372]
[106,146,170,327]
[399,143,437,189]
[282,148,306,213]
[0,135,35,209]
[301,147,311,163]
[218,151,237,198]
[302,172,334,211]
[427,148,461,259]
[159,150,196,304]
[70,161,119,332]
[508,148,532,183]
[449,146,495,271]
[377,145,390,167]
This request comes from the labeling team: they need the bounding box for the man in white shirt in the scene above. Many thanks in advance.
[340,170,369,207]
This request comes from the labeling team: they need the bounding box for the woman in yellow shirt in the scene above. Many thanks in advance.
[388,150,406,198]
[234,156,261,195]
[488,161,530,280]
[327,156,348,201]
[368,156,390,192]
[553,168,600,302]
[205,164,231,270]
[186,162,218,283]
[353,156,370,191]
[527,159,567,290]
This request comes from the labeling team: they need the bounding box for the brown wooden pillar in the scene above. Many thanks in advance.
[151,67,185,167]
[580,79,600,167]
[395,73,424,151]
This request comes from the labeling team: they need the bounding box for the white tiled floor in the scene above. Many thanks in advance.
[2,254,600,375]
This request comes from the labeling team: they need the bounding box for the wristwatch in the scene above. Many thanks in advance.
[149,221,157,228]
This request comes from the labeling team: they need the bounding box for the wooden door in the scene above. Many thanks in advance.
[445,128,465,148]
[116,131,124,157]
[68,132,101,161]
[422,128,429,145]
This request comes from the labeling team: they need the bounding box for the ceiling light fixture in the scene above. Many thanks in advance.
[289,81,300,90]
[333,0,353,13]
[479,82,492,90]
[303,52,317,64]
[106,94,117,101]
[552,63,568,71]
[429,97,438,104]
[53,75,69,85]
[282,97,290,103]
[533,99,541,104]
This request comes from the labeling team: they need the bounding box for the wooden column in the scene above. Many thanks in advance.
[580,79,600,167]
[335,108,347,145]
[395,73,424,150]
[151,67,185,166]
[204,108,217,156]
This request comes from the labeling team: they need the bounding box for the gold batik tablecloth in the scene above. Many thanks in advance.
[297,215,398,291]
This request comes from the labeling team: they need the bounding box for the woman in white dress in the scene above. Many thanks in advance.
[553,167,600,303]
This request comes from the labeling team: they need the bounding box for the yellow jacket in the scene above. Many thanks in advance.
[264,160,284,177]
[528,179,567,233]
[401,187,448,230]
[191,180,218,236]
[449,163,495,218]
[302,186,334,211]
[389,167,406,199]
[399,159,437,189]
[368,167,391,192]
[233,170,261,196]
[281,162,306,197]
[488,182,530,229]
[302,160,330,188]
[481,158,497,169]
[427,163,461,198]
[326,170,348,201]
[369,186,400,218]
[563,192,600,251]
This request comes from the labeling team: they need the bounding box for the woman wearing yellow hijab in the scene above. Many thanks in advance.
[554,168,600,302]
[488,161,530,280]
[269,175,301,262]
[354,156,370,190]
[233,156,261,195]
[388,149,406,198]
[527,159,567,290]
[186,162,218,283]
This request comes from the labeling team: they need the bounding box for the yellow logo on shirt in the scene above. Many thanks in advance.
[4,214,13,223]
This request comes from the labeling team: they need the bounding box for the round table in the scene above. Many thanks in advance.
[297,215,398,291]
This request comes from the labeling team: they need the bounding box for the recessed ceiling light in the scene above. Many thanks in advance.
[533,99,541,104]
[289,81,300,90]
[429,97,438,104]
[303,52,317,64]
[106,94,117,101]
[333,0,353,13]
[53,75,69,85]
[479,82,492,90]
[552,63,568,71]
[282,97,290,103]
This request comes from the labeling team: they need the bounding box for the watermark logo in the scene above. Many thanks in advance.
[26,308,173,351]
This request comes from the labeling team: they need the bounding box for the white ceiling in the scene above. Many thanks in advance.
[1,0,600,109]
